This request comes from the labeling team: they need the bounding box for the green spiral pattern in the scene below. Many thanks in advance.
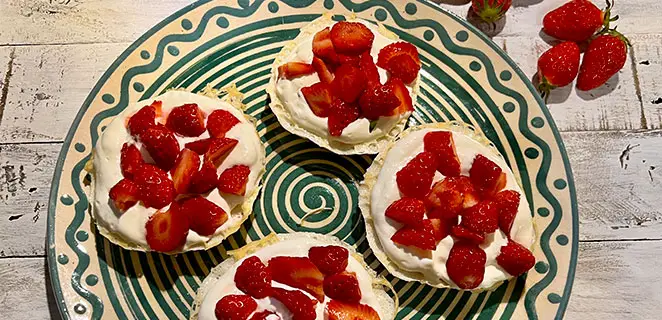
[47,1,578,319]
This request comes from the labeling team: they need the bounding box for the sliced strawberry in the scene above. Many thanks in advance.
[429,217,457,241]
[120,143,144,179]
[331,63,366,103]
[495,190,521,235]
[312,57,334,84]
[109,178,140,211]
[270,288,317,320]
[301,82,333,117]
[496,240,535,276]
[326,300,380,320]
[424,131,461,176]
[358,84,400,120]
[179,196,228,236]
[358,52,381,88]
[396,151,438,198]
[207,109,240,138]
[386,54,420,84]
[165,103,206,137]
[145,204,189,252]
[268,256,325,301]
[127,101,161,137]
[461,200,499,234]
[170,148,200,194]
[249,311,278,320]
[278,62,315,79]
[308,245,348,276]
[426,176,479,214]
[451,225,486,245]
[330,21,374,55]
[337,53,361,66]
[323,272,361,304]
[185,138,213,155]
[470,154,506,197]
[235,256,272,299]
[391,219,437,250]
[189,161,218,194]
[214,294,257,320]
[385,197,425,227]
[312,27,339,65]
[218,165,251,196]
[327,99,359,137]
[384,77,414,116]
[133,164,175,209]
[139,124,180,171]
[447,242,486,289]
[204,137,238,166]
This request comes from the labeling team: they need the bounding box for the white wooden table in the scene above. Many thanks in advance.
[0,0,660,319]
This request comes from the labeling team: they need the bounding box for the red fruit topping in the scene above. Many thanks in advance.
[165,103,206,137]
[327,99,360,137]
[207,109,240,138]
[270,288,317,320]
[145,204,189,252]
[312,27,339,65]
[451,225,486,245]
[396,151,438,198]
[218,165,251,196]
[309,245,349,275]
[358,84,400,120]
[332,63,366,103]
[133,164,175,209]
[429,217,457,241]
[327,299,380,320]
[494,190,521,235]
[543,0,607,42]
[337,53,361,66]
[120,143,144,179]
[185,138,213,155]
[301,82,333,118]
[109,178,140,211]
[278,62,315,79]
[139,124,180,171]
[189,161,218,194]
[577,32,629,91]
[330,21,374,55]
[496,240,535,276]
[377,42,421,83]
[249,311,278,320]
[384,77,414,116]
[391,219,437,250]
[268,256,325,301]
[537,42,581,99]
[461,200,499,234]
[469,154,506,197]
[235,256,272,299]
[312,57,334,84]
[323,272,362,304]
[424,131,461,177]
[214,294,257,320]
[204,137,238,166]
[170,148,200,194]
[179,196,228,236]
[447,242,487,289]
[358,52,381,88]
[377,42,421,68]
[426,176,479,214]
[127,101,161,137]
[385,197,426,227]
[471,0,512,23]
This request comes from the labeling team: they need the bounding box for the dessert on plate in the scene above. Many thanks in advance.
[190,233,395,320]
[91,90,266,253]
[359,122,536,290]
[268,14,422,155]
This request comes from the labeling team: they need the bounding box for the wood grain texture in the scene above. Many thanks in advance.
[630,33,662,129]
[0,257,59,320]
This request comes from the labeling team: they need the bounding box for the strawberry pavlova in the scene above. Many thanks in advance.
[267,14,421,154]
[359,122,536,290]
[91,90,265,253]
[191,233,395,320]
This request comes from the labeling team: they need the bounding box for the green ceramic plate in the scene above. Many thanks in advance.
[47,0,578,319]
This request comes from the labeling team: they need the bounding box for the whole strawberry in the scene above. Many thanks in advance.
[537,41,580,99]
[576,30,630,91]
[471,0,512,23]
[543,0,616,42]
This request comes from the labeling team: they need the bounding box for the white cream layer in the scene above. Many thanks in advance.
[370,128,535,289]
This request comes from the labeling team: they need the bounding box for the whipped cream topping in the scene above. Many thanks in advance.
[92,90,265,251]
[274,19,414,145]
[370,128,535,289]
[197,238,385,320]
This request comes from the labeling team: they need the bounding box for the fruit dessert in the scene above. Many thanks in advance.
[91,90,266,253]
[359,122,536,290]
[267,14,421,155]
[190,233,395,320]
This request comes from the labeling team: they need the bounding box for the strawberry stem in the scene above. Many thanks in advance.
[536,77,555,103]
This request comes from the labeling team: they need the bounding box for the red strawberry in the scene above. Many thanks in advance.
[308,245,349,276]
[471,0,512,23]
[301,82,333,117]
[235,256,272,299]
[312,27,339,65]
[446,242,486,289]
[133,164,175,209]
[170,148,200,194]
[278,62,315,79]
[127,101,161,137]
[327,99,360,137]
[109,178,140,211]
[145,204,189,252]
[332,63,366,103]
[324,272,361,304]
[469,154,506,197]
[270,288,317,320]
[384,78,413,116]
[139,124,180,171]
[461,200,499,234]
[165,103,206,137]
[496,240,535,276]
[250,311,277,320]
[330,21,374,55]
[214,294,257,320]
[451,225,486,245]
[543,0,612,42]
[358,52,381,88]
[577,32,630,91]
[326,300,380,320]
[426,176,479,213]
[429,217,457,241]
[423,131,461,177]
[185,138,213,155]
[179,196,228,236]
[385,197,426,227]
[494,190,520,235]
[337,53,361,66]
[268,257,325,301]
[207,109,240,138]
[377,42,421,84]
[391,219,437,250]
[312,57,334,84]
[396,152,438,198]
[537,42,581,99]
[218,165,251,196]
[358,84,400,120]
[120,143,144,179]
[204,137,238,166]
[189,161,218,194]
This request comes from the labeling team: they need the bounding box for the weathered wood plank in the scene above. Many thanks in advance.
[630,33,662,129]
[0,257,59,320]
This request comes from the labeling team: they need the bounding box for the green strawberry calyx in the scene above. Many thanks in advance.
[475,1,509,23]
